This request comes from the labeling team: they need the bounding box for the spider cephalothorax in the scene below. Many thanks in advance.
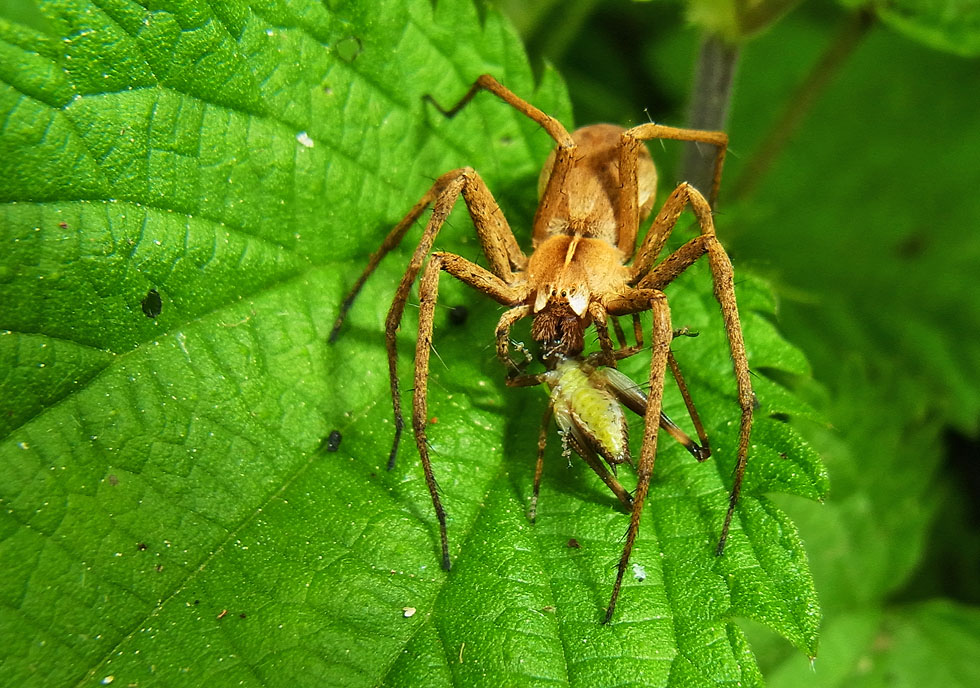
[331,75,753,623]
[522,122,659,359]
[525,234,630,357]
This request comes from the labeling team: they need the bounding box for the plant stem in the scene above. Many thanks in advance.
[681,32,740,201]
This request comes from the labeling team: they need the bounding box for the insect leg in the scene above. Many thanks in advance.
[666,350,711,461]
[529,401,554,524]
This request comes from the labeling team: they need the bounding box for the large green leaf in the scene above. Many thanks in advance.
[0,1,826,685]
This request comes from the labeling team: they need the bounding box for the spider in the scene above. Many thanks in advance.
[330,75,754,622]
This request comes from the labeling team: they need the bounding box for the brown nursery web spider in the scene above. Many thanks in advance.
[330,75,754,623]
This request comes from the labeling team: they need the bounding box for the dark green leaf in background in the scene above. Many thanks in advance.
[0,0,827,686]
[840,0,980,57]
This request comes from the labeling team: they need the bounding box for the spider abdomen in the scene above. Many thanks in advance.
[536,124,657,250]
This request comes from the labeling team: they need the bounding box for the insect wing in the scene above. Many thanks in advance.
[595,365,647,417]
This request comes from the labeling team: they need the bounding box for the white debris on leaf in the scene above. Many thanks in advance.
[296,131,314,148]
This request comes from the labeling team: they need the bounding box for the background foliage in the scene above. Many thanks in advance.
[0,0,978,686]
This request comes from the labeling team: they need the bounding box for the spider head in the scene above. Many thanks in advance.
[524,234,626,360]
[531,303,588,359]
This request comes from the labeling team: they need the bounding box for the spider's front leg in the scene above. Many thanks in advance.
[631,182,755,557]
[414,250,523,569]
[494,304,538,386]
[353,168,523,471]
[600,289,674,623]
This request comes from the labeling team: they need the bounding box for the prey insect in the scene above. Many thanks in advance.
[528,343,712,526]
[330,75,754,622]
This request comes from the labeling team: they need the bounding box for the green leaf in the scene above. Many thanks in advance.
[685,0,803,42]
[767,601,980,688]
[496,1,980,683]
[718,11,979,625]
[719,7,980,677]
[0,0,825,685]
[726,10,980,431]
[839,0,980,56]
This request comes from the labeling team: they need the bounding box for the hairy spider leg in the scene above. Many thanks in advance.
[414,247,525,569]
[605,314,713,461]
[618,124,728,262]
[529,401,554,524]
[616,182,754,580]
[601,289,673,623]
[637,185,753,557]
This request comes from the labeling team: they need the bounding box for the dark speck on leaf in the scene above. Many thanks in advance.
[141,289,162,319]
[448,305,469,326]
[897,233,928,258]
[137,543,147,551]
[567,538,581,549]
[322,430,342,453]
[108,474,119,486]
